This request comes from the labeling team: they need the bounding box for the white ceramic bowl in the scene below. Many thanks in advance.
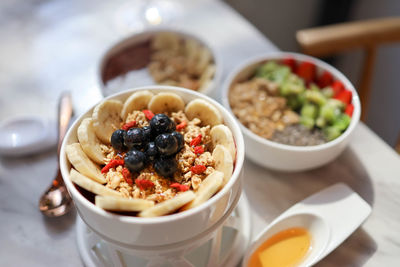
[98,27,221,98]
[60,86,244,247]
[222,52,361,172]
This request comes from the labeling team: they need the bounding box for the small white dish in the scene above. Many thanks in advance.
[0,116,57,156]
[98,27,222,98]
[242,183,372,267]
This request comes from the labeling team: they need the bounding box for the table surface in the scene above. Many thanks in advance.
[1,0,400,266]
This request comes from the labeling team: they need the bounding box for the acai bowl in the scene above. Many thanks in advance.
[222,52,360,171]
[60,86,244,247]
[99,28,221,98]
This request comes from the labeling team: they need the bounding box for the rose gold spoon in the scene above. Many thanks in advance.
[39,92,74,217]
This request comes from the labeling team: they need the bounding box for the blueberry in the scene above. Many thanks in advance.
[155,133,178,156]
[124,149,146,173]
[142,125,152,142]
[167,120,176,133]
[145,142,158,162]
[154,157,177,177]
[124,127,145,149]
[171,131,184,151]
[111,129,126,151]
[150,114,175,136]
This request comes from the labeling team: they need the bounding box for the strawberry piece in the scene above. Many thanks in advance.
[122,121,136,131]
[345,103,354,117]
[135,179,154,190]
[143,110,155,120]
[295,61,316,83]
[101,159,125,173]
[190,134,202,147]
[194,146,204,155]
[190,165,206,174]
[176,121,187,131]
[282,57,296,72]
[317,71,333,88]
[170,183,189,192]
[335,89,352,104]
[331,81,345,97]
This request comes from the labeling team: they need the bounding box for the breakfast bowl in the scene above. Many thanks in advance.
[98,28,221,98]
[222,52,360,171]
[60,86,244,247]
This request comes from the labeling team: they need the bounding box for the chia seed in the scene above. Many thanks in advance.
[270,124,327,146]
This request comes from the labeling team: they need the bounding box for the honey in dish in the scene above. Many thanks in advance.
[248,227,311,267]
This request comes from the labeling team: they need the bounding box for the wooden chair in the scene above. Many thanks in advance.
[296,17,400,153]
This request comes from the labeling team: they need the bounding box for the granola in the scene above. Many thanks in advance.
[229,78,299,139]
[101,110,216,203]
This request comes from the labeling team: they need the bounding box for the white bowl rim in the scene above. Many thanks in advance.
[221,51,361,152]
[97,26,223,97]
[60,85,244,224]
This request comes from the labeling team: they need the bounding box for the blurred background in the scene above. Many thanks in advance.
[225,0,400,148]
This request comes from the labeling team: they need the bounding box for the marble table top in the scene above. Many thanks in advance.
[1,0,399,266]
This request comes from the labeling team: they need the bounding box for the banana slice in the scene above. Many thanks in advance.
[148,92,185,114]
[77,118,106,164]
[121,90,154,120]
[184,99,222,126]
[138,191,195,217]
[95,195,154,212]
[194,47,212,75]
[212,145,233,186]
[181,171,223,211]
[210,124,236,161]
[70,169,122,197]
[65,143,106,184]
[151,32,180,52]
[92,99,123,144]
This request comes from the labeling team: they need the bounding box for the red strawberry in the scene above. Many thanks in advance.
[335,89,352,105]
[345,104,354,117]
[282,58,296,72]
[296,61,316,84]
[331,81,345,97]
[317,71,333,88]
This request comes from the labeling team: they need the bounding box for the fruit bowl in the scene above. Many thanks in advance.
[222,52,361,171]
[98,28,221,98]
[60,86,244,247]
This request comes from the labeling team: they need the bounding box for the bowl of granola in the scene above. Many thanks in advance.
[222,52,360,171]
[60,86,244,247]
[99,28,220,97]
